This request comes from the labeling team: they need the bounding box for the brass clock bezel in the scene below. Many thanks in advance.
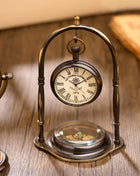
[50,60,102,106]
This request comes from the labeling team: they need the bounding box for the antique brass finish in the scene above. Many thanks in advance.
[0,151,6,171]
[74,16,80,26]
[34,16,124,162]
[50,60,102,106]
[0,71,12,171]
[0,72,12,98]
[34,128,124,162]
[67,37,86,55]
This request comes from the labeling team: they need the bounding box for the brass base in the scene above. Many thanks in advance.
[34,130,124,162]
[0,150,6,171]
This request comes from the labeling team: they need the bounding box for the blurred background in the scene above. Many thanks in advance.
[0,0,140,30]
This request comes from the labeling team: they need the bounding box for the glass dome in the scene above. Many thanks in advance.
[54,121,105,148]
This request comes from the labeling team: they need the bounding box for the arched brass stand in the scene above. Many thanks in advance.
[34,17,124,162]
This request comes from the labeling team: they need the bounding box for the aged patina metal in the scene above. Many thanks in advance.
[50,60,102,106]
[0,71,12,171]
[67,37,86,55]
[34,16,124,162]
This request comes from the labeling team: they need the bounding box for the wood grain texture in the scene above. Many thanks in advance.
[0,12,140,176]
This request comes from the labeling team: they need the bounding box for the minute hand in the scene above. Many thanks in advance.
[76,80,87,85]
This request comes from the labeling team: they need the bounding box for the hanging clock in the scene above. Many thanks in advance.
[34,16,124,162]
[51,60,102,106]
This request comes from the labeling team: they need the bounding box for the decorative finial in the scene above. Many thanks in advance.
[74,16,80,26]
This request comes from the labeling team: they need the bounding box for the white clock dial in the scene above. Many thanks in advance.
[54,66,98,106]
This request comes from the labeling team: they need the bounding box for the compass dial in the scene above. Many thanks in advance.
[51,61,102,106]
[54,121,105,147]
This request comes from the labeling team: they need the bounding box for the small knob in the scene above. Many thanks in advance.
[74,16,80,26]
[71,46,81,53]
[2,73,13,80]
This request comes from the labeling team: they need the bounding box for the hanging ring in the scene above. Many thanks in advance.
[67,37,86,55]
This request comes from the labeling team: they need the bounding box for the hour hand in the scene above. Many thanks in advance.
[70,86,75,91]
[69,80,76,86]
[77,86,84,93]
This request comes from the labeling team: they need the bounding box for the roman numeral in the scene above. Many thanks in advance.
[65,93,71,101]
[82,70,86,75]
[59,75,66,79]
[66,68,71,75]
[87,75,93,80]
[58,88,66,94]
[74,95,78,103]
[56,82,64,86]
[88,83,96,87]
[82,94,87,101]
[74,67,78,73]
[87,89,94,94]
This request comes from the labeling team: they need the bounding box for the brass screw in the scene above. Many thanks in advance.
[74,16,80,26]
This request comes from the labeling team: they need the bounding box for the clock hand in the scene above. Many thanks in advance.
[69,80,73,84]
[69,80,86,87]
[76,79,87,85]
[70,86,82,94]
[70,86,76,91]
[76,86,84,93]
[76,86,82,90]
[69,80,76,86]
[70,86,84,94]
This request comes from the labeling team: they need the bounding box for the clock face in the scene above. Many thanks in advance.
[51,61,102,106]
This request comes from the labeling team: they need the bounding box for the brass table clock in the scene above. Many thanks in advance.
[0,72,12,171]
[34,16,124,162]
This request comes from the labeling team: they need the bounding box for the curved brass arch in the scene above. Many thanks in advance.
[38,24,120,145]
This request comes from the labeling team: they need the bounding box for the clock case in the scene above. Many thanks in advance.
[34,18,124,162]
[50,60,102,106]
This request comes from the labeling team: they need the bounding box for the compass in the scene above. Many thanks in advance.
[34,16,124,162]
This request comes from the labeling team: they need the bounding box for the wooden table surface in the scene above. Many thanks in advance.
[0,13,140,176]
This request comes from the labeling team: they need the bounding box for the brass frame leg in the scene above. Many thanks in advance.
[0,150,7,172]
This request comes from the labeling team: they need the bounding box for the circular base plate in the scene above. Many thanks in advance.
[0,150,6,171]
[47,130,111,161]
[34,121,124,162]
[52,121,109,159]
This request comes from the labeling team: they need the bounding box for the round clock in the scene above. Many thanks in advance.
[51,60,102,106]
